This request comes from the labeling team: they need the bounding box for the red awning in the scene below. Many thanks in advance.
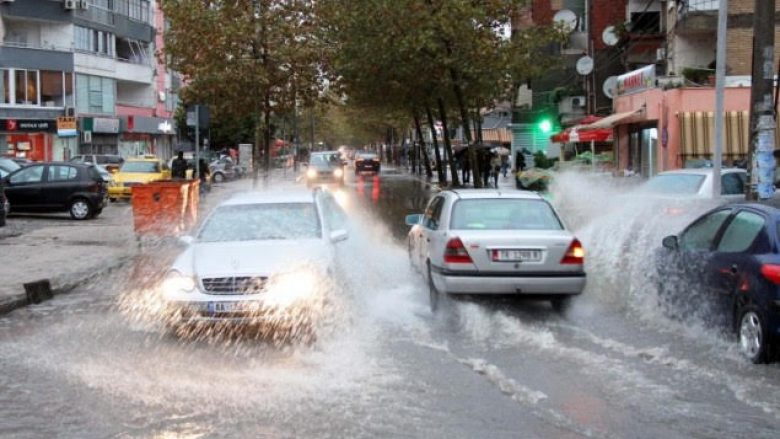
[550,115,613,143]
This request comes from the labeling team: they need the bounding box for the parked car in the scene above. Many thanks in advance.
[11,158,34,167]
[108,156,171,201]
[209,156,238,183]
[639,168,748,199]
[0,185,8,227]
[1,162,107,220]
[305,151,345,187]
[656,201,780,363]
[0,157,21,179]
[406,189,586,312]
[354,151,381,175]
[160,189,349,340]
[70,154,124,172]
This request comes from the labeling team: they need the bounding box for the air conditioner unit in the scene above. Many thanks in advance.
[83,131,92,143]
[78,0,89,9]
[656,48,667,62]
[63,0,77,10]
[571,96,586,107]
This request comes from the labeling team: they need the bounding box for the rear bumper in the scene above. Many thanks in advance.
[108,186,133,198]
[431,267,586,295]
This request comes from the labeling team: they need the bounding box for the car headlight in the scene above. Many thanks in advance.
[307,168,318,179]
[161,270,196,296]
[333,168,344,178]
[263,270,318,308]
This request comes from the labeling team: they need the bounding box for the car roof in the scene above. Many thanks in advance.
[657,168,744,176]
[126,156,161,162]
[220,190,316,206]
[445,189,543,200]
[724,199,780,216]
[311,151,339,155]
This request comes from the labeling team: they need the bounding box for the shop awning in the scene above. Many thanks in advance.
[579,108,644,130]
[551,126,613,143]
[678,111,751,158]
[471,128,512,144]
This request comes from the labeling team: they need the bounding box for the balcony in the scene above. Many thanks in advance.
[676,0,718,34]
[74,52,152,84]
[0,42,74,71]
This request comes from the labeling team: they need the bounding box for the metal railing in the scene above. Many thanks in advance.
[0,41,74,53]
[685,0,718,12]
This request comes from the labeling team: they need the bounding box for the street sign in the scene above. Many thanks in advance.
[56,117,77,137]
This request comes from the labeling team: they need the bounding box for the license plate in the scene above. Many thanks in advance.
[207,302,236,313]
[492,249,542,262]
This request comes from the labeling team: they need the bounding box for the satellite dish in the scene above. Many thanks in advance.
[603,76,618,99]
[553,9,578,33]
[602,26,619,46]
[576,56,594,75]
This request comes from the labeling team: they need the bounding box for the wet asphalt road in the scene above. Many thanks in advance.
[0,170,779,439]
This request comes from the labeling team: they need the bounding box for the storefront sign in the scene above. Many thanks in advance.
[616,65,656,96]
[57,117,78,137]
[121,116,175,134]
[83,117,120,134]
[0,119,57,133]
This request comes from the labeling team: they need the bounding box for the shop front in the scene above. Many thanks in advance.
[0,118,58,161]
[79,117,120,156]
[119,116,176,160]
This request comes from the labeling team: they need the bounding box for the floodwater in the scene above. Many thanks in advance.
[0,170,778,438]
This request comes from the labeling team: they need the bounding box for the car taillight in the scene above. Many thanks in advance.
[561,239,585,264]
[444,237,473,264]
[760,264,780,284]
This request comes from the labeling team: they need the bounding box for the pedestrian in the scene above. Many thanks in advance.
[171,151,187,179]
[500,155,509,178]
[460,154,470,184]
[515,151,526,173]
[490,153,501,188]
[196,158,211,194]
[481,151,491,188]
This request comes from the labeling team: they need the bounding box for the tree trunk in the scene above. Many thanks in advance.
[437,97,460,186]
[449,66,481,188]
[425,105,446,184]
[252,115,262,189]
[263,94,272,185]
[413,114,434,179]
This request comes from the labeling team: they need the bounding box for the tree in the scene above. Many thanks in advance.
[161,0,326,185]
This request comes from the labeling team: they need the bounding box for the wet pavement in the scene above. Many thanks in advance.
[1,170,779,438]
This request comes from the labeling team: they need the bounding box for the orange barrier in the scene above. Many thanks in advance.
[131,180,200,237]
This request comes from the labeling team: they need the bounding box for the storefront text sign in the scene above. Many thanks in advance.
[616,65,656,96]
[57,117,78,137]
[0,119,57,133]
[91,117,120,134]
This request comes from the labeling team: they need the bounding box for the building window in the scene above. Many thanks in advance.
[0,69,71,108]
[74,26,115,57]
[76,74,115,114]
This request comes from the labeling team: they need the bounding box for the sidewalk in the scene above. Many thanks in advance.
[394,164,518,191]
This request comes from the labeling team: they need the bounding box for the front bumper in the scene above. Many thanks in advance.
[432,269,586,295]
[164,298,308,325]
[108,185,134,198]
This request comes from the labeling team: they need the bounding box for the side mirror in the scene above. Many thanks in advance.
[405,214,423,226]
[329,229,348,243]
[179,235,194,245]
[662,235,678,251]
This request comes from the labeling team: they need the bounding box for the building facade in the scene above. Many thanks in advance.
[0,0,177,161]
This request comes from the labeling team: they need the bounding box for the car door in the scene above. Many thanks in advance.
[707,208,769,321]
[45,165,82,209]
[4,164,47,210]
[420,195,448,271]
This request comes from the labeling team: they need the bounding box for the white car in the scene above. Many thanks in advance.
[406,189,586,312]
[640,168,748,199]
[160,189,348,338]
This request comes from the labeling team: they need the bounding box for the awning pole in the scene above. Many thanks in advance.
[591,140,595,173]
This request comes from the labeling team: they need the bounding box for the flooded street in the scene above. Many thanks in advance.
[1,172,779,439]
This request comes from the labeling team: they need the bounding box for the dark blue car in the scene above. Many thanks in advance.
[657,201,780,363]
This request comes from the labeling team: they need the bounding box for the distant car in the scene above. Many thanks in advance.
[209,156,237,183]
[656,201,780,363]
[0,157,21,179]
[355,151,381,175]
[1,162,107,220]
[406,189,586,312]
[640,168,748,199]
[306,151,345,187]
[0,185,7,227]
[160,189,349,340]
[108,156,171,201]
[70,154,124,172]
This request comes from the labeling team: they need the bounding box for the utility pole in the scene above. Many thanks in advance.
[747,0,776,200]
[712,0,728,198]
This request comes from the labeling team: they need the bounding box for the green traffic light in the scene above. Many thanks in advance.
[538,119,552,133]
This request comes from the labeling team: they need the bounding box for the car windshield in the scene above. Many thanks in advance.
[120,161,160,173]
[641,174,705,195]
[311,154,339,167]
[198,202,321,242]
[358,153,377,159]
[450,198,563,230]
[0,158,21,173]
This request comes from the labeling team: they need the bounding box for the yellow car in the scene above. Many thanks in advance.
[108,156,171,201]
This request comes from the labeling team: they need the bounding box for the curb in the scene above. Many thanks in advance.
[0,253,135,317]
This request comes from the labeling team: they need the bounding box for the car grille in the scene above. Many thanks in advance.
[200,276,267,295]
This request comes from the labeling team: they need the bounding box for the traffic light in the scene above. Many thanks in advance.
[538,118,552,134]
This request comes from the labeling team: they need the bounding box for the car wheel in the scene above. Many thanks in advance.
[69,198,92,220]
[551,296,573,314]
[738,305,769,364]
[213,172,225,183]
[427,262,439,313]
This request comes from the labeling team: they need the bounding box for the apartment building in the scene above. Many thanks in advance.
[0,0,178,161]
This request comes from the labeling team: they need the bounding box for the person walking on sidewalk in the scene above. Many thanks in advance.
[172,151,187,179]
[490,153,501,188]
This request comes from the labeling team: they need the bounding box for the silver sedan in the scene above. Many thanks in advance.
[406,189,586,312]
